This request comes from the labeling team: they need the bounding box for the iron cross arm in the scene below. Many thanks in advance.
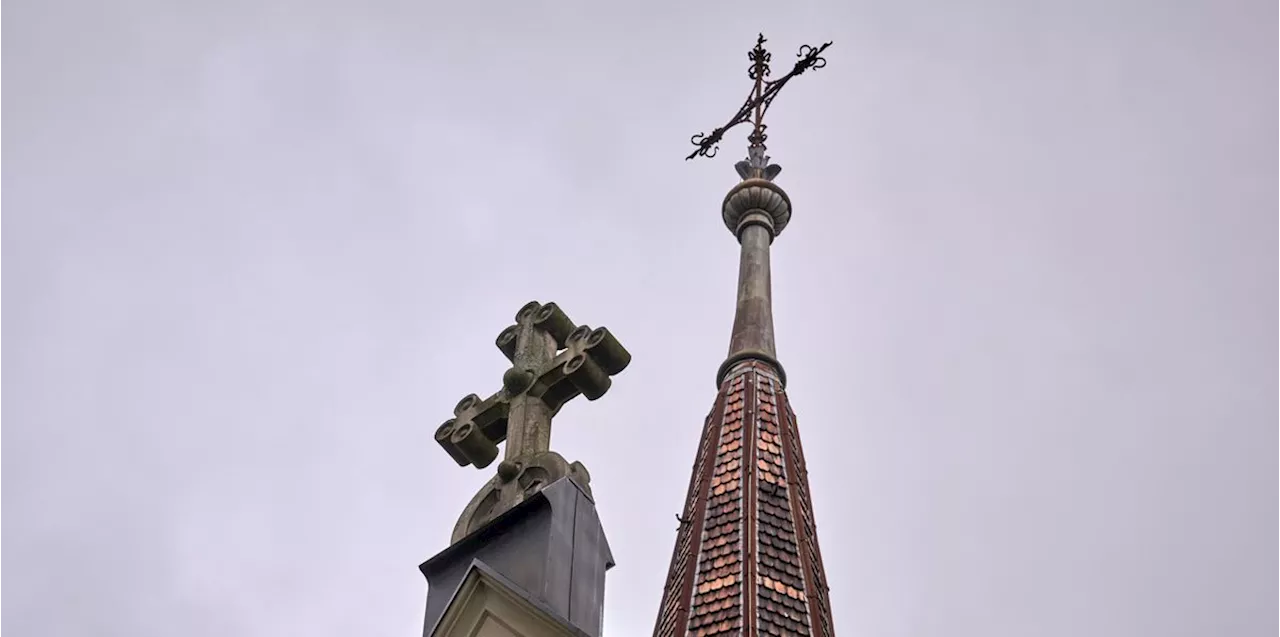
[434,301,631,470]
[687,34,833,160]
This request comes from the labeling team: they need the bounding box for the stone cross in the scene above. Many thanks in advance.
[435,301,631,541]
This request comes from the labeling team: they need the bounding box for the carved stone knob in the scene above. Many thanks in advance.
[564,353,610,400]
[435,419,469,466]
[449,420,499,468]
[502,366,535,394]
[497,459,521,482]
[515,301,542,323]
[584,327,631,375]
[454,394,481,416]
[495,325,519,361]
[567,325,592,344]
[533,302,575,348]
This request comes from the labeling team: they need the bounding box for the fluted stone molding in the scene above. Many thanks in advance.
[722,178,792,240]
[717,178,792,387]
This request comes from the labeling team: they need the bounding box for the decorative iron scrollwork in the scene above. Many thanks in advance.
[686,34,833,162]
[747,33,772,80]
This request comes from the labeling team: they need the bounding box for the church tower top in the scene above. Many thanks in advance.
[652,35,838,637]
[686,33,831,387]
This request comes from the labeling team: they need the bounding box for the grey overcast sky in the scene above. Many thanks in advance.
[3,0,1276,635]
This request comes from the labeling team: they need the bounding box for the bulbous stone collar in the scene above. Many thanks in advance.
[722,178,792,240]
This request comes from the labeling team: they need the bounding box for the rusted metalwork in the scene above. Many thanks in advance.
[687,34,832,161]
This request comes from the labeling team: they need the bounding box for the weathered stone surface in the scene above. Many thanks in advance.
[434,301,631,543]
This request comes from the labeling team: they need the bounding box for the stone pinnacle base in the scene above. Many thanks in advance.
[420,477,614,637]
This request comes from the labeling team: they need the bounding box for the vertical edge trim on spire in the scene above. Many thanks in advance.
[683,390,730,634]
[777,395,835,637]
[742,371,760,637]
[759,374,815,631]
[682,369,750,635]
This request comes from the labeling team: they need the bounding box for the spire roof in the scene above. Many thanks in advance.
[652,361,835,637]
[652,34,837,637]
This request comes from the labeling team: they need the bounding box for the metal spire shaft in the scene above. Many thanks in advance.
[685,33,830,386]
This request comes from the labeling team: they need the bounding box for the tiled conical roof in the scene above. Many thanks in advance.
[652,360,834,637]
[659,34,837,633]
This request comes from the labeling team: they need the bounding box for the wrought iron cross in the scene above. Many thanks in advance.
[687,34,832,178]
[434,301,631,470]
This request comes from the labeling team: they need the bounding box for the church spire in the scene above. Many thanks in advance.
[653,35,836,637]
[687,33,829,384]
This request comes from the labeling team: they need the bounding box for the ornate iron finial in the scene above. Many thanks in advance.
[687,33,832,179]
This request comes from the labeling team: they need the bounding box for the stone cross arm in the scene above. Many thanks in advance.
[434,301,631,470]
